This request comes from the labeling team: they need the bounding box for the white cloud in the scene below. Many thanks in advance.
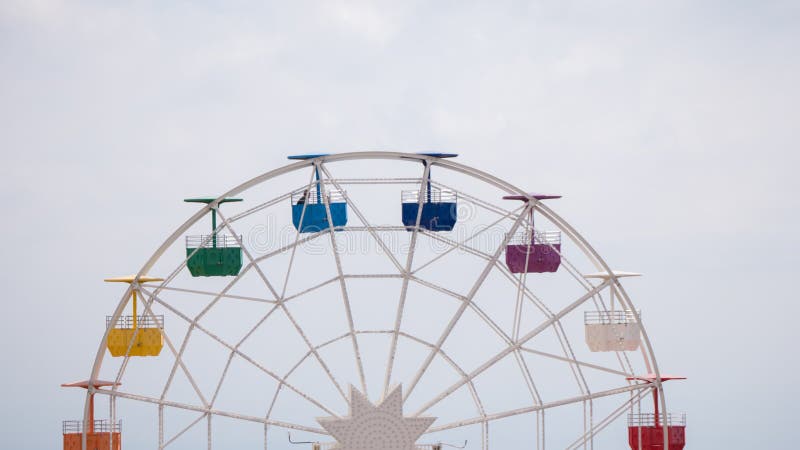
[0,0,66,26]
[319,1,401,44]
[551,42,624,77]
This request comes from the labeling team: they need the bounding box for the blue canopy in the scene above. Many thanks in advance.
[416,152,458,158]
[287,154,331,160]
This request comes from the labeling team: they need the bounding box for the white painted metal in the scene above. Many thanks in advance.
[403,204,530,403]
[585,311,642,352]
[317,386,435,450]
[425,383,650,433]
[316,164,369,396]
[81,152,670,450]
[381,161,431,399]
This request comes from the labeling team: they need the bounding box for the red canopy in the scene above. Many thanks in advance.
[626,374,686,383]
[61,380,120,389]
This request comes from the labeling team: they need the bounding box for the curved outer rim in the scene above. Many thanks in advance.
[82,151,670,449]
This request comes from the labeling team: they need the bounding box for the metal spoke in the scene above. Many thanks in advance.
[156,257,251,402]
[511,218,542,403]
[418,224,599,406]
[318,164,405,273]
[498,263,597,400]
[110,281,212,410]
[262,329,487,437]
[217,207,349,404]
[317,162,368,396]
[411,204,524,275]
[519,346,632,378]
[264,331,352,426]
[158,320,210,408]
[246,226,407,271]
[162,412,206,449]
[94,388,328,435]
[154,285,276,304]
[397,332,487,430]
[425,383,649,434]
[412,279,611,416]
[566,389,649,450]
[398,203,545,417]
[408,275,514,347]
[281,276,340,303]
[276,166,320,301]
[109,255,207,399]
[430,179,517,218]
[381,161,430,397]
[227,192,292,223]
[141,287,339,417]
[404,204,531,403]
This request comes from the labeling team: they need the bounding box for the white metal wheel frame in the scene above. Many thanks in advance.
[79,152,673,450]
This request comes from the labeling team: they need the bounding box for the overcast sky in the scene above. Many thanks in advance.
[1,1,798,449]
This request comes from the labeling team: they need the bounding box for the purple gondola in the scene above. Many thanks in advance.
[504,193,562,273]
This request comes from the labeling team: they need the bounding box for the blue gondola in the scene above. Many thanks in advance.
[401,153,458,231]
[288,154,348,232]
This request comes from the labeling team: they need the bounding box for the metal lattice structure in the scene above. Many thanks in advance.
[77,152,678,450]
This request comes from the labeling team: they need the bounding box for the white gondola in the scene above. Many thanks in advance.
[584,271,643,352]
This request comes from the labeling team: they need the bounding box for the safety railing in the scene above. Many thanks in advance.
[628,413,686,427]
[291,188,346,205]
[185,234,241,249]
[63,420,122,434]
[584,310,640,325]
[401,188,457,203]
[106,315,164,329]
[507,230,561,246]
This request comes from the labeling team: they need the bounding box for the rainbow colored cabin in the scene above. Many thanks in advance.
[291,188,348,232]
[401,152,458,232]
[627,375,687,450]
[63,420,122,450]
[184,198,243,277]
[105,276,164,357]
[504,194,562,273]
[288,154,348,233]
[628,415,686,450]
[584,271,642,352]
[62,380,122,450]
[401,187,457,231]
[106,315,164,357]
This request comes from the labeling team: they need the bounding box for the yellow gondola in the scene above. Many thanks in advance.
[105,275,164,357]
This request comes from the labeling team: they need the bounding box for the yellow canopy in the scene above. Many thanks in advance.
[104,275,164,284]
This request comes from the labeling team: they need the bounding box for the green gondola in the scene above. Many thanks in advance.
[184,198,243,277]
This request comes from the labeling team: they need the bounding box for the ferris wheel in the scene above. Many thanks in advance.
[61,152,686,450]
